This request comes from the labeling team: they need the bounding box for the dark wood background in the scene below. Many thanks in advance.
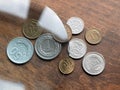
[0,0,120,90]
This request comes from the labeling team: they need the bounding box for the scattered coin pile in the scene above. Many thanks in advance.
[6,17,105,76]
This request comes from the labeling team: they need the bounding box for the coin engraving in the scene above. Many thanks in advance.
[59,58,75,74]
[7,37,34,64]
[40,39,56,55]
[68,38,87,59]
[23,19,43,39]
[35,33,61,60]
[85,29,102,44]
[67,17,84,34]
[82,52,105,75]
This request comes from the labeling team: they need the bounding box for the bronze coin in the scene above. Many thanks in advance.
[59,57,75,74]
[53,24,72,43]
[65,24,72,41]
[85,29,102,44]
[23,19,43,39]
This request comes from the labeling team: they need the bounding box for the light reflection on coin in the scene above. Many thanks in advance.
[82,52,105,75]
[23,19,43,39]
[53,24,72,43]
[68,38,87,59]
[59,57,75,74]
[67,17,84,34]
[35,33,62,60]
[85,29,102,44]
[7,37,34,64]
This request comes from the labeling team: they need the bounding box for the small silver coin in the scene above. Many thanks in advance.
[68,38,87,59]
[82,52,105,75]
[35,33,62,60]
[67,17,84,34]
[7,37,34,64]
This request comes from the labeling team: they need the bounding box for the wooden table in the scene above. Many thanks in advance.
[0,0,120,90]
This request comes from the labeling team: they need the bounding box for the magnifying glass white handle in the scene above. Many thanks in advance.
[38,6,68,41]
[0,79,25,90]
[0,0,30,19]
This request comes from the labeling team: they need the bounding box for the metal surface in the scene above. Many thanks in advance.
[85,29,102,44]
[67,17,84,34]
[7,37,34,64]
[59,57,75,74]
[68,38,87,59]
[82,52,105,75]
[35,33,62,60]
[23,19,43,39]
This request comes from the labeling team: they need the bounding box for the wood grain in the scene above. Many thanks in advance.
[0,0,120,90]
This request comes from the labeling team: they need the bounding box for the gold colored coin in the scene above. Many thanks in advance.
[59,57,75,74]
[65,24,72,41]
[53,24,72,43]
[85,29,102,44]
[23,19,43,39]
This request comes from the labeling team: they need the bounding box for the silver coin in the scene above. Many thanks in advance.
[67,17,84,34]
[7,37,34,64]
[35,33,62,60]
[82,52,105,75]
[68,38,87,59]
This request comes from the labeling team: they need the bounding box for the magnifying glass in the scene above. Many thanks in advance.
[0,0,68,41]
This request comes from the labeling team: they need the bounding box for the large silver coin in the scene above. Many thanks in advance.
[7,37,34,64]
[35,33,62,60]
[82,52,105,75]
[67,17,84,34]
[68,38,87,59]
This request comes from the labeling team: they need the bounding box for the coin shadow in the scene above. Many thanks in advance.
[6,56,32,66]
[58,70,74,76]
[85,38,102,46]
[67,52,84,60]
[35,52,58,62]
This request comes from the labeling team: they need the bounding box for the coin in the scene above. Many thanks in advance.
[67,17,84,34]
[7,37,34,64]
[59,57,75,74]
[85,29,102,44]
[23,19,43,39]
[82,52,105,75]
[35,33,62,60]
[53,24,72,43]
[68,38,87,59]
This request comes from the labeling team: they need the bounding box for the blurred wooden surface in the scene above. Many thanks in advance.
[0,0,120,90]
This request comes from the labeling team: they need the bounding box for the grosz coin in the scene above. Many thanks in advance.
[59,57,75,74]
[35,33,62,60]
[7,37,34,64]
[85,29,102,44]
[23,19,43,39]
[82,52,105,75]
[68,38,87,59]
[67,17,84,34]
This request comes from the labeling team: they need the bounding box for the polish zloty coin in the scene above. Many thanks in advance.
[85,29,102,44]
[68,38,87,59]
[35,33,62,60]
[23,19,43,39]
[82,52,105,75]
[53,24,72,43]
[67,17,84,34]
[59,57,75,74]
[7,37,34,64]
